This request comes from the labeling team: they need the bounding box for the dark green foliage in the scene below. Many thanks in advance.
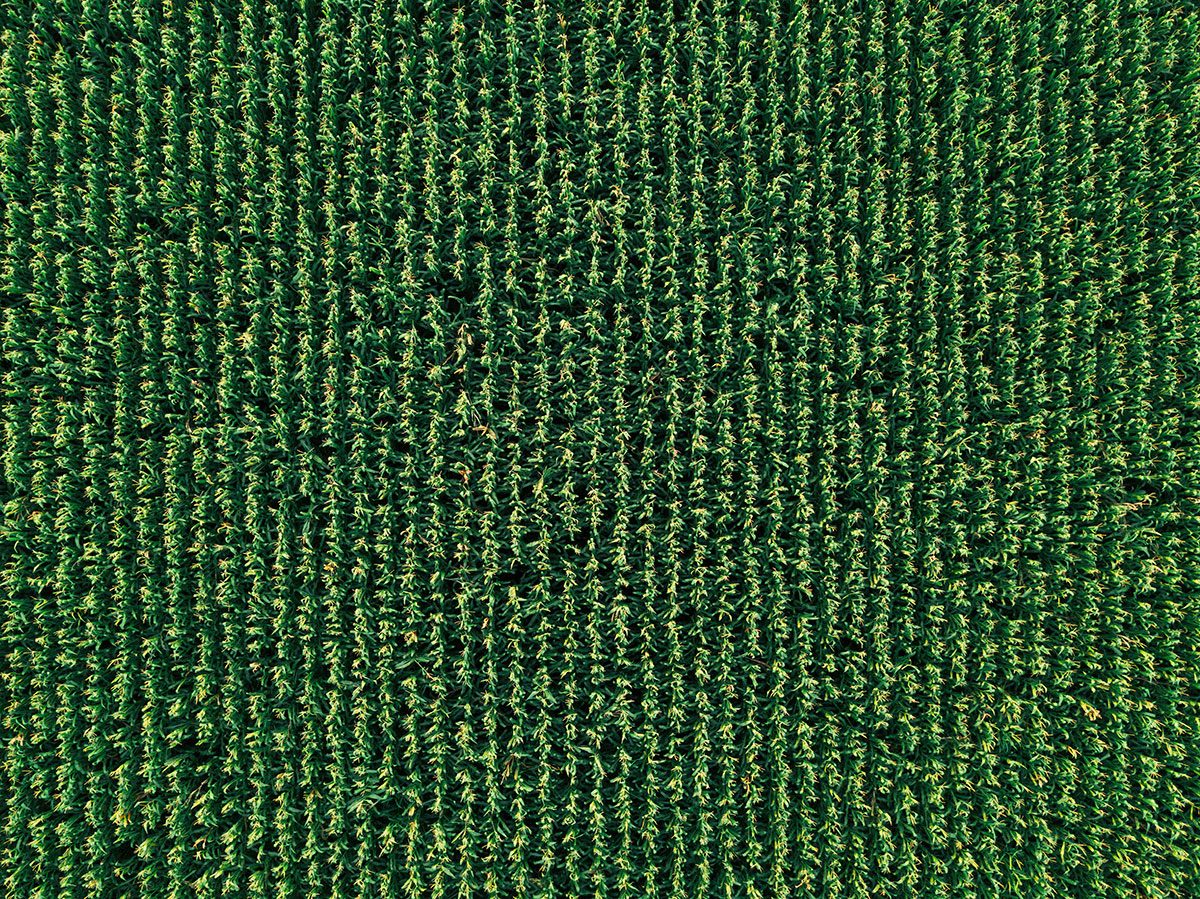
[2,0,1199,895]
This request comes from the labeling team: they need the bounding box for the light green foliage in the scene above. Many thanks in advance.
[1,1,1198,895]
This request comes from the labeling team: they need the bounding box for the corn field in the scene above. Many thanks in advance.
[2,0,1199,895]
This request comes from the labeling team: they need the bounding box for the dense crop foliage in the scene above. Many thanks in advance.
[2,0,1199,895]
